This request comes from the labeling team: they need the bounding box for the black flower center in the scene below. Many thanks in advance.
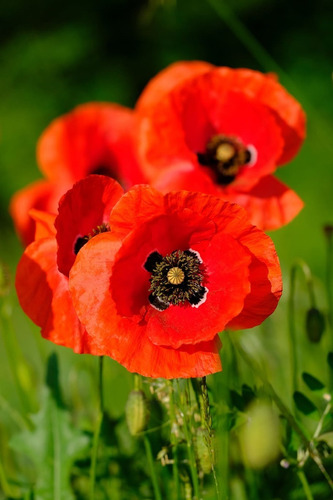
[144,249,207,311]
[74,222,110,255]
[197,134,251,185]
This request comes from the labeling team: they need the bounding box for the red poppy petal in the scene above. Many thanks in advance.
[15,238,99,354]
[223,175,304,231]
[214,67,306,164]
[110,185,164,239]
[152,164,218,195]
[55,175,123,277]
[146,232,251,348]
[37,103,145,188]
[69,233,222,378]
[111,214,216,319]
[137,72,284,188]
[10,180,67,246]
[114,334,222,379]
[161,191,282,328]
[136,60,213,113]
[29,209,56,240]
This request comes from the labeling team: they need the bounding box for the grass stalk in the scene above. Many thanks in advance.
[183,379,200,500]
[297,470,314,500]
[144,434,163,500]
[89,356,104,500]
[168,380,180,500]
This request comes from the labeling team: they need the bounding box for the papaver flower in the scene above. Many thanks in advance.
[15,175,123,353]
[68,185,282,379]
[136,61,306,231]
[10,103,145,246]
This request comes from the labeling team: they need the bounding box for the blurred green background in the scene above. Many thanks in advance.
[0,1,332,497]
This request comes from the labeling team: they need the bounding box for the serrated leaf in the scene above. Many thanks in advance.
[302,372,325,391]
[293,391,317,416]
[328,352,333,371]
[10,388,89,500]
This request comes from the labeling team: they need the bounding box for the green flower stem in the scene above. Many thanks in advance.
[200,377,221,500]
[183,379,200,500]
[89,356,104,500]
[288,260,316,395]
[143,434,163,500]
[167,380,180,500]
[297,470,314,500]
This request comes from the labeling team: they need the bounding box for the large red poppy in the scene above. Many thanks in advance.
[68,185,282,379]
[136,61,305,230]
[15,176,123,353]
[10,103,145,246]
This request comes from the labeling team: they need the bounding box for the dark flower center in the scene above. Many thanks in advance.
[90,166,115,177]
[74,222,110,255]
[197,134,251,185]
[144,249,207,311]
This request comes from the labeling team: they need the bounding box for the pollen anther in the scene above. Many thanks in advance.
[167,267,185,285]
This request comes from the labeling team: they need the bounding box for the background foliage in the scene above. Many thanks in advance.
[0,1,333,499]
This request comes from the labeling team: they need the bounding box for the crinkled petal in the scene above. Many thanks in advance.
[215,67,306,164]
[29,209,56,240]
[10,180,67,246]
[37,103,145,188]
[15,238,100,354]
[55,175,123,277]
[136,60,213,112]
[223,175,304,231]
[145,232,251,348]
[69,233,221,378]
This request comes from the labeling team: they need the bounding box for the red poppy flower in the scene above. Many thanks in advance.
[68,185,282,379]
[10,103,145,246]
[15,175,123,353]
[136,61,305,230]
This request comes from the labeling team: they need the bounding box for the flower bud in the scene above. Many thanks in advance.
[125,390,149,436]
[195,427,214,475]
[306,307,325,343]
[239,401,281,469]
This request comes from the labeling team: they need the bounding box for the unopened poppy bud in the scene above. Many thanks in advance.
[195,427,214,474]
[125,390,149,436]
[239,401,280,469]
[306,307,325,342]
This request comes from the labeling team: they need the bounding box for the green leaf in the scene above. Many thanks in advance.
[328,352,333,371]
[10,357,89,500]
[302,372,325,391]
[293,391,317,416]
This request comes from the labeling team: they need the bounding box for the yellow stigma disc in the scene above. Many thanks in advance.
[216,143,235,162]
[167,267,185,285]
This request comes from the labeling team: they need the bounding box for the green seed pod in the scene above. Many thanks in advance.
[125,390,149,436]
[306,307,325,343]
[195,426,213,475]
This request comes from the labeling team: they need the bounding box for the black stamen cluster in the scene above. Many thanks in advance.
[144,250,207,310]
[74,222,110,255]
[197,134,251,186]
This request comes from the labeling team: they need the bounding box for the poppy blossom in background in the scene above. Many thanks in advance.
[10,103,145,246]
[69,185,282,379]
[136,61,306,231]
[15,175,123,353]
